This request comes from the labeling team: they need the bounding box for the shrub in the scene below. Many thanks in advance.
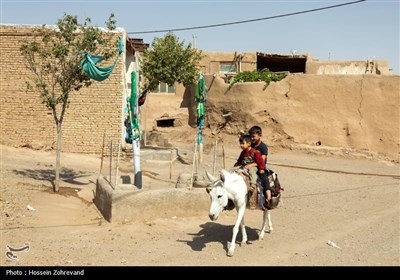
[230,68,287,88]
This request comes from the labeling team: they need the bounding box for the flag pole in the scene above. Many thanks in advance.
[195,72,206,164]
[130,71,142,189]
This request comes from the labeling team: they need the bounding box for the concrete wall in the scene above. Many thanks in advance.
[0,25,125,154]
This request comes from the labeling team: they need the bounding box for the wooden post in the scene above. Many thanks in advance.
[222,143,226,170]
[195,144,199,176]
[189,142,198,190]
[199,143,203,164]
[99,132,105,174]
[109,140,113,184]
[212,139,218,176]
[144,91,148,147]
[115,141,121,188]
[169,148,173,187]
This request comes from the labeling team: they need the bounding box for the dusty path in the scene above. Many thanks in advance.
[1,145,399,266]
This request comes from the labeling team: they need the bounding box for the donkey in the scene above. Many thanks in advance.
[205,170,275,257]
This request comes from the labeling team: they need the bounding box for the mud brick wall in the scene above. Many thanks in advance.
[0,25,124,154]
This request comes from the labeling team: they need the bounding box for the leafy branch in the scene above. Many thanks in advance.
[229,68,287,88]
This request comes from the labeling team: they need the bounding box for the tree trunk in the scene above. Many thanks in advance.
[54,121,62,192]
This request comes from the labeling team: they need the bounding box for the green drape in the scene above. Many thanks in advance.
[195,73,207,144]
[81,37,124,81]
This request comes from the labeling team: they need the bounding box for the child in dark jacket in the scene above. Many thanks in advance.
[249,125,271,207]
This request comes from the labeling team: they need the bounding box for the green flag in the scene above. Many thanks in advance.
[129,72,140,140]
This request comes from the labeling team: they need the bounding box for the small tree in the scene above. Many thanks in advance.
[140,32,203,91]
[20,13,118,192]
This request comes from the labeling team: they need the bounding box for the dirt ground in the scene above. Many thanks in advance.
[1,142,399,267]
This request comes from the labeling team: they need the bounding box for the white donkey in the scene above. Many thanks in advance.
[206,170,274,257]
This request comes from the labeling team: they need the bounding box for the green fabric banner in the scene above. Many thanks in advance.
[81,37,124,81]
[129,71,140,140]
[195,73,207,144]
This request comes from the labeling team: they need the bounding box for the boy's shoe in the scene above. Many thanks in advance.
[270,194,281,209]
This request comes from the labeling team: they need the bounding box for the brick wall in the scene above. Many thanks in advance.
[0,25,124,154]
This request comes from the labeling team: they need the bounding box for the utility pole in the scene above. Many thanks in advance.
[192,34,197,49]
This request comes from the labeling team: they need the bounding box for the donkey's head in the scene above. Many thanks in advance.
[206,170,230,221]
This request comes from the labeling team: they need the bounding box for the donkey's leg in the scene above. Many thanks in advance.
[266,210,273,232]
[259,210,273,240]
[227,206,245,257]
[240,215,247,246]
[259,210,267,240]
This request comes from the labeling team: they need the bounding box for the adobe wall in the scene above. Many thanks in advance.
[0,25,124,154]
[306,60,393,75]
[1,26,398,161]
[139,83,195,133]
[203,74,399,162]
[200,51,257,74]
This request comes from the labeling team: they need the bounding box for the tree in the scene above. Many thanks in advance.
[20,13,118,192]
[140,32,203,91]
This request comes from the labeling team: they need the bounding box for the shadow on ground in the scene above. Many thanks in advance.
[13,167,93,188]
[178,222,259,253]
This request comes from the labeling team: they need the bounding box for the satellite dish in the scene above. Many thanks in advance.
[291,49,297,55]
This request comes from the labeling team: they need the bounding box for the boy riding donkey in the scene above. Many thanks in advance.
[232,134,269,209]
[248,125,284,210]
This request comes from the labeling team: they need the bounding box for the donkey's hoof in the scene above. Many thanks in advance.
[227,250,234,257]
[258,235,264,240]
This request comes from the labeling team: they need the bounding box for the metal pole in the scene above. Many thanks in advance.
[133,139,142,188]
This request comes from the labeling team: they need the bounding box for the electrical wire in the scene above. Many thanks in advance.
[128,0,366,34]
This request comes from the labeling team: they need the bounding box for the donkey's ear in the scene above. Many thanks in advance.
[206,187,211,194]
[220,170,228,182]
[205,171,218,182]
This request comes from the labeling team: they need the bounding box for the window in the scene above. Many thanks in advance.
[151,82,176,94]
[220,63,236,73]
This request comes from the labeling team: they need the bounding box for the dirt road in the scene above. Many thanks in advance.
[1,145,399,266]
